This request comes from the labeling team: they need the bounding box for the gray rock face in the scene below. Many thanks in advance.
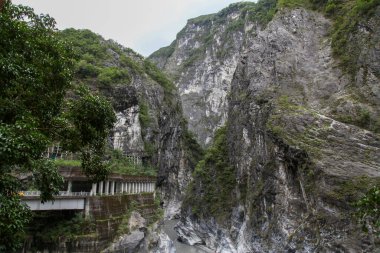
[149,229,176,253]
[105,230,145,253]
[113,105,144,154]
[110,65,192,218]
[149,3,254,147]
[178,7,380,253]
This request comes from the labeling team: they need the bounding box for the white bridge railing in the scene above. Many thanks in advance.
[22,191,90,197]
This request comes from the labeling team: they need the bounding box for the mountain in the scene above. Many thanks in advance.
[27,0,380,251]
[149,1,275,147]
[150,0,380,251]
[59,29,203,219]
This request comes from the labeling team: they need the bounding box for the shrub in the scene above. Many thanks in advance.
[98,67,130,85]
[355,186,380,235]
[184,126,236,222]
[120,55,144,74]
[75,60,99,78]
[143,60,175,94]
[138,102,150,129]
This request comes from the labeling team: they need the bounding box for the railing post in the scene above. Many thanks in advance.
[99,181,104,195]
[84,197,90,218]
[105,181,109,195]
[110,181,115,195]
[91,183,97,196]
[67,180,72,193]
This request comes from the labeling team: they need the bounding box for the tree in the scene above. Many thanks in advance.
[0,1,116,251]
[355,186,380,245]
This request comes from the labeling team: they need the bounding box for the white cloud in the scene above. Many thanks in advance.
[12,0,254,56]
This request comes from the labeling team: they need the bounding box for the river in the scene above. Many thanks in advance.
[162,219,213,253]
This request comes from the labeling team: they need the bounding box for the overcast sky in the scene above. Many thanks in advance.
[13,0,254,56]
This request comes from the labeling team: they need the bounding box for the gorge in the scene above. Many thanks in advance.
[1,0,380,252]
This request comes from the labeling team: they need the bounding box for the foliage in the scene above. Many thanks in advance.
[150,195,164,225]
[328,0,380,74]
[188,14,214,26]
[217,2,256,19]
[148,40,176,59]
[0,180,31,252]
[335,107,379,133]
[355,186,380,236]
[58,28,133,87]
[138,101,150,129]
[53,159,81,167]
[75,59,99,78]
[61,86,116,182]
[116,212,132,236]
[277,0,380,75]
[58,28,107,63]
[184,126,236,223]
[107,149,157,176]
[0,2,115,251]
[31,212,96,245]
[244,0,278,26]
[143,59,176,95]
[277,0,309,8]
[98,67,130,86]
[120,54,144,74]
[225,19,245,34]
[143,142,157,158]
[182,130,204,168]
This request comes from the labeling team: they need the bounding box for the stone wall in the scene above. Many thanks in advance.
[22,193,157,253]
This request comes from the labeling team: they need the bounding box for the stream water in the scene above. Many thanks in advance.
[162,219,212,253]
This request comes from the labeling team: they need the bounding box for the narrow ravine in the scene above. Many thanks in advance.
[162,220,212,253]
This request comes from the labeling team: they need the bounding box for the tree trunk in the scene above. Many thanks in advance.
[0,0,6,12]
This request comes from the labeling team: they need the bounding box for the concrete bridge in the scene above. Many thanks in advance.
[21,192,89,211]
[21,168,156,211]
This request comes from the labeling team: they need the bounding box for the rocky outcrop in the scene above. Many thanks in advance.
[149,2,270,147]
[178,6,380,253]
[102,51,198,219]
[104,211,146,252]
[149,229,176,253]
[105,230,145,253]
[105,214,177,253]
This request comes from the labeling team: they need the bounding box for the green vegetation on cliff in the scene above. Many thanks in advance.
[158,0,379,78]
[107,149,157,176]
[182,129,205,168]
[59,29,134,87]
[143,59,176,96]
[355,185,380,236]
[184,126,235,223]
[277,0,380,75]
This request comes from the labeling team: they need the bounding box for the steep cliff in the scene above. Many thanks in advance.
[176,2,380,252]
[59,29,202,218]
[150,1,277,146]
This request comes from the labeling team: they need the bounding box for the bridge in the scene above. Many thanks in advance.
[21,167,156,211]
[22,191,89,211]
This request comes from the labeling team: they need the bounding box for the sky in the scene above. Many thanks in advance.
[13,0,254,56]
